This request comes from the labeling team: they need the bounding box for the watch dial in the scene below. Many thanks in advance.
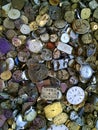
[66,86,85,105]
[80,65,93,79]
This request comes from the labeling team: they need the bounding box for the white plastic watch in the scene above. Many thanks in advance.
[66,86,85,105]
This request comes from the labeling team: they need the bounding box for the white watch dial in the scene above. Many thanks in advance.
[80,65,93,79]
[70,111,78,120]
[47,124,68,130]
[66,86,85,105]
[61,33,70,43]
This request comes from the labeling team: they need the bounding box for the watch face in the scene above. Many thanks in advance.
[70,111,78,120]
[80,65,93,79]
[66,86,85,105]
